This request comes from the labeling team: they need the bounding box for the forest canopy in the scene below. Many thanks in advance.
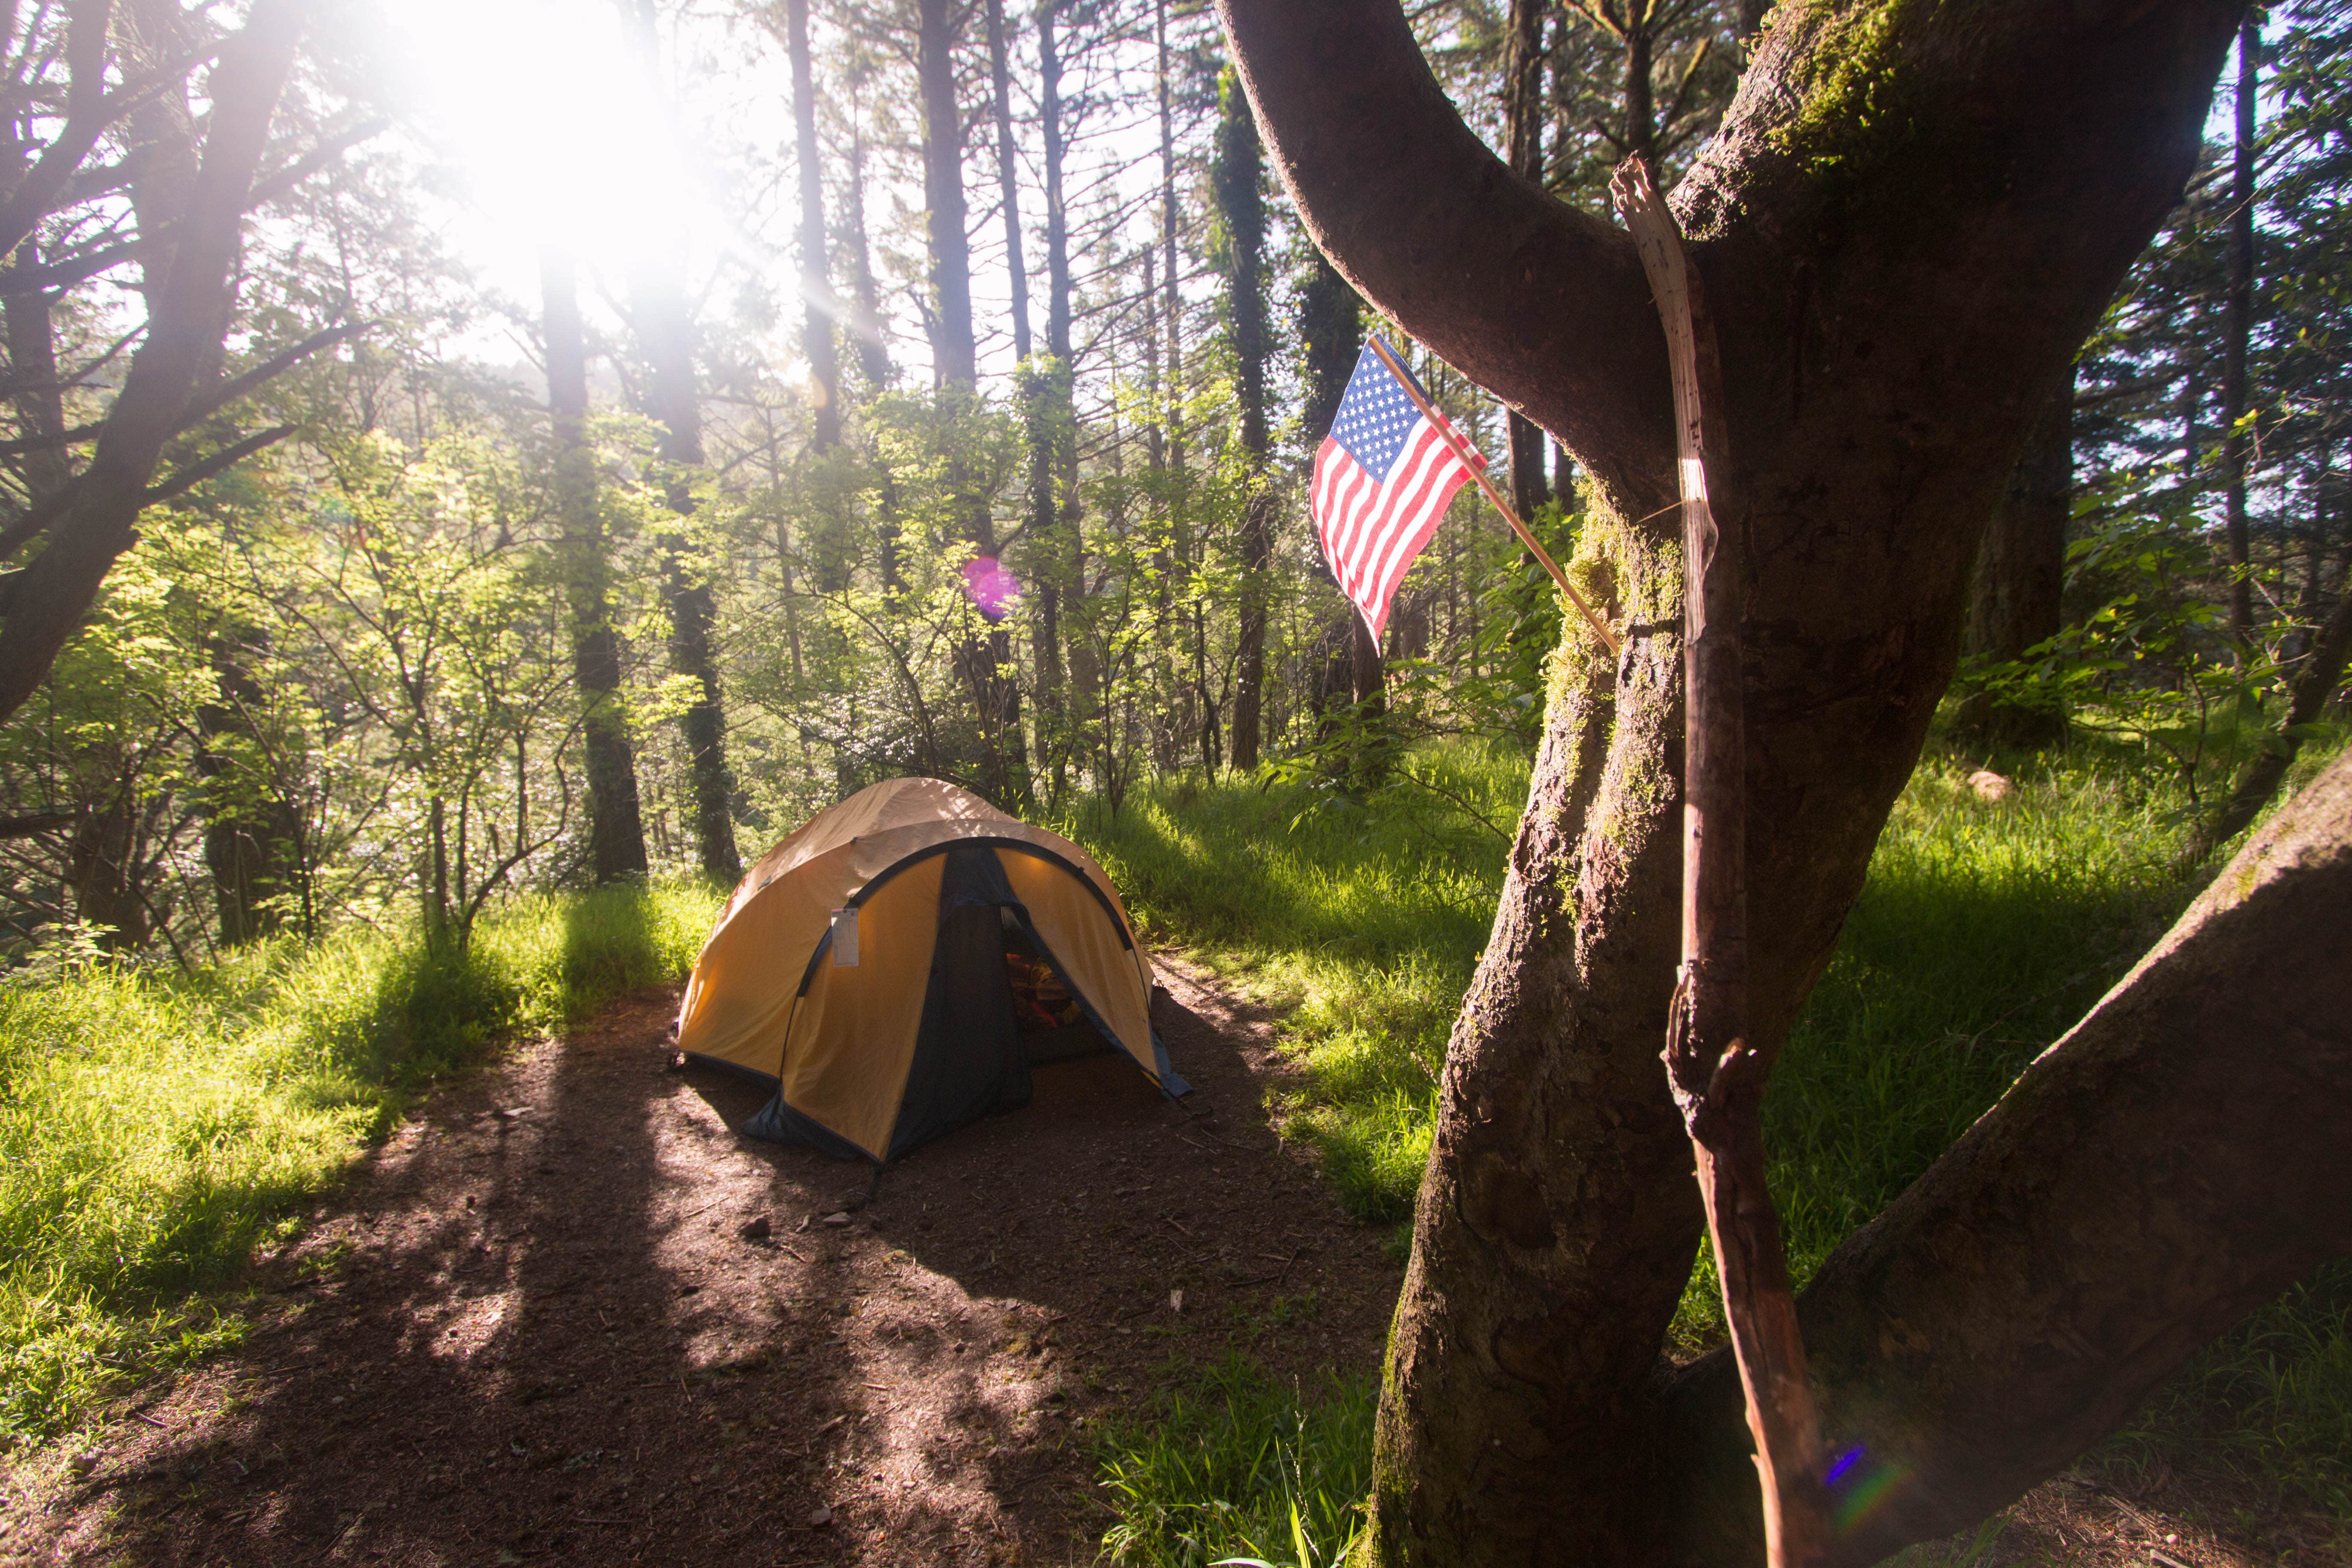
[0,0,2342,958]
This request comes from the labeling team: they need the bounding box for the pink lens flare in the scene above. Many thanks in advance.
[961,556,1022,622]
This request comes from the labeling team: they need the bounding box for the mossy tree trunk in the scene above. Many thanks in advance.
[1216,0,2253,1562]
[543,249,647,888]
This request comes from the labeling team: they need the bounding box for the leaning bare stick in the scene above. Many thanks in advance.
[1611,155,1828,1567]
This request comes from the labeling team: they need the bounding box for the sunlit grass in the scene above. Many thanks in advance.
[1673,753,2202,1348]
[1092,1354,1373,1568]
[1069,745,1521,1222]
[0,880,720,1443]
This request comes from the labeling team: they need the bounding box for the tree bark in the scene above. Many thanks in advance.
[917,0,1022,803]
[1216,0,2245,1560]
[1157,0,1185,477]
[1216,65,1272,772]
[193,631,302,942]
[1503,0,1552,521]
[787,0,842,453]
[842,96,894,391]
[5,241,73,500]
[986,0,1032,367]
[2221,15,2257,646]
[1617,154,1826,1565]
[919,0,978,392]
[631,254,740,883]
[1035,0,1083,793]
[1666,746,2352,1567]
[1623,3,1657,164]
[67,785,148,949]
[0,0,307,725]
[1961,363,2073,747]
[543,249,647,887]
[619,3,740,881]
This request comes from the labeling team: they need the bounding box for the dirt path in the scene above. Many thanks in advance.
[5,954,1400,1567]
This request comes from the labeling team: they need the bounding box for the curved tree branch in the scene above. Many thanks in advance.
[1213,0,1675,510]
[0,0,308,724]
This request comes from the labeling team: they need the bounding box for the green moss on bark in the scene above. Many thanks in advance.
[1767,0,1931,177]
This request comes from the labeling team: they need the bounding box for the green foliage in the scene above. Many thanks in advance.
[0,880,717,1444]
[1069,746,1523,1222]
[1093,1355,1373,1568]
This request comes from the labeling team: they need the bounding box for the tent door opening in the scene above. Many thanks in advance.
[1002,909,1114,1066]
[883,847,1115,1159]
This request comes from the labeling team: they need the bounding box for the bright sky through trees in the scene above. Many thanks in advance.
[380,0,726,285]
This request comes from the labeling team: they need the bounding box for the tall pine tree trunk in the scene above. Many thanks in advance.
[542,249,647,886]
[1000,0,1059,784]
[1157,0,1185,480]
[634,260,740,882]
[920,0,1024,801]
[1039,0,1086,797]
[625,5,738,881]
[1216,66,1272,772]
[919,0,978,391]
[1961,363,2073,747]
[2221,14,2258,646]
[1298,247,1385,778]
[843,84,894,391]
[193,630,303,941]
[985,0,1032,368]
[787,0,840,453]
[1622,6,1657,162]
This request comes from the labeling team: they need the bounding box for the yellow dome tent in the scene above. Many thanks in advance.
[675,777,1187,1161]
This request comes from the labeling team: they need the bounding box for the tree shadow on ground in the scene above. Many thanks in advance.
[25,956,1401,1567]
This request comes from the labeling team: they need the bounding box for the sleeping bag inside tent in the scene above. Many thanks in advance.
[674,776,1188,1162]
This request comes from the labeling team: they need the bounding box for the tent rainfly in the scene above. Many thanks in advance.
[675,777,1187,1161]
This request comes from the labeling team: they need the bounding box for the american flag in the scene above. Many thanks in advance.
[1311,338,1483,639]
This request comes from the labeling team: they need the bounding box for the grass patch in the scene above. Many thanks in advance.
[1069,747,1522,1223]
[1093,1354,1374,1568]
[1674,752,2203,1348]
[0,879,718,1444]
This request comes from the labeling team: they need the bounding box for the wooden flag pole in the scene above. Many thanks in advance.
[1362,334,1621,659]
[1611,156,1828,1568]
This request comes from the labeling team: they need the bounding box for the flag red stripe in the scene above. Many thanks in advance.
[1356,428,1458,593]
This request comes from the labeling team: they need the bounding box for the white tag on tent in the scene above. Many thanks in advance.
[829,907,859,966]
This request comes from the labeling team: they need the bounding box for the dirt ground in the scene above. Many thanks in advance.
[0,954,1401,1567]
[1,952,2343,1568]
